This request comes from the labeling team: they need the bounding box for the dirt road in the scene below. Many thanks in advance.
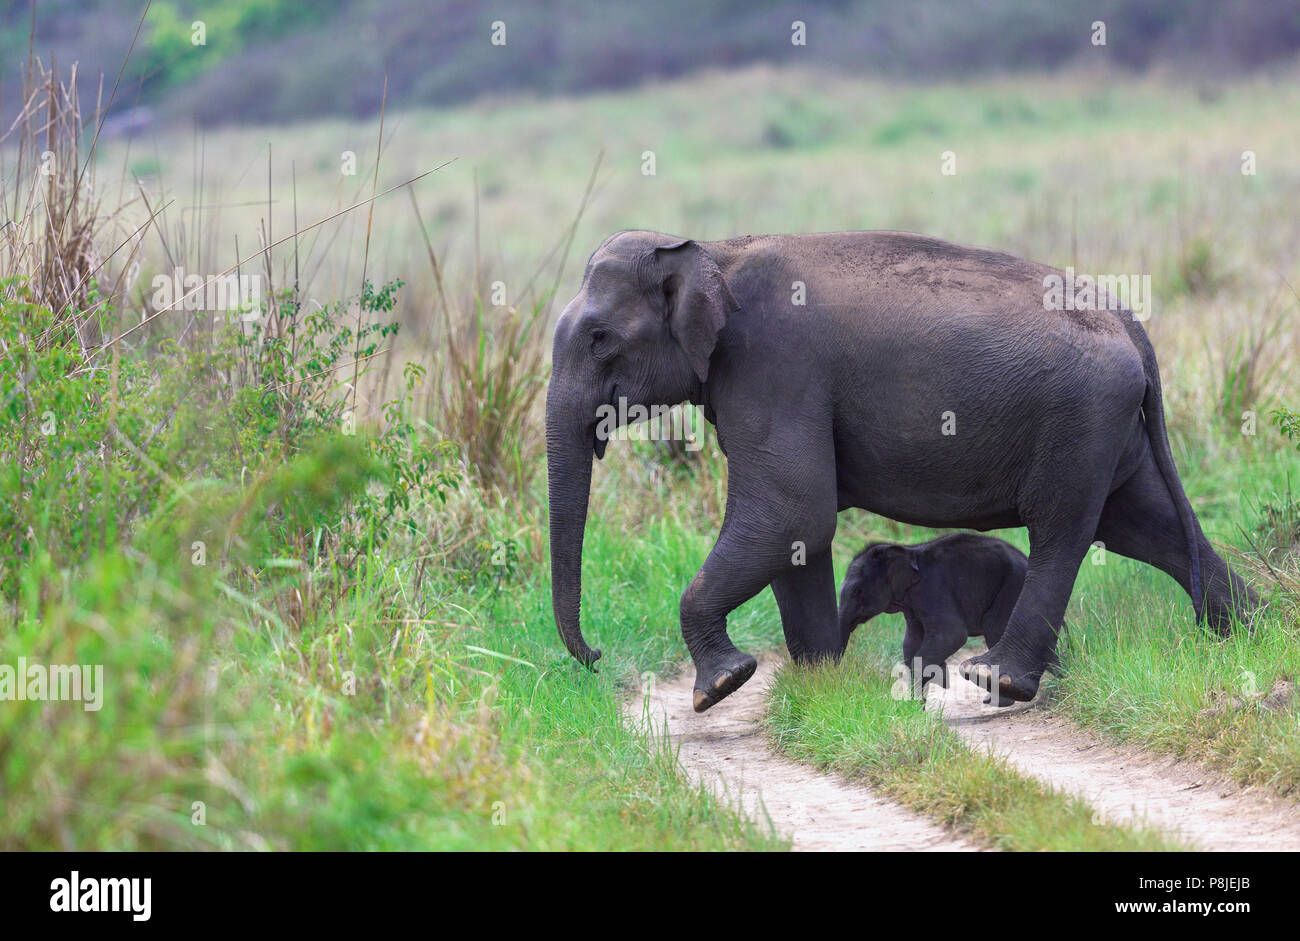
[631,651,1300,851]
[629,657,977,851]
[931,665,1300,851]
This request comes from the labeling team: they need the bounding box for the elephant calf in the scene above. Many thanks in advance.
[839,534,1027,700]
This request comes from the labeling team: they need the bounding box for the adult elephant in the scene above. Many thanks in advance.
[546,230,1256,712]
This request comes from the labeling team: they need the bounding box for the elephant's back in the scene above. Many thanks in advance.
[719,229,1135,345]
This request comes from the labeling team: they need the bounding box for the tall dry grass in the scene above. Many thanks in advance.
[405,159,602,496]
[1,49,566,513]
[1,57,132,349]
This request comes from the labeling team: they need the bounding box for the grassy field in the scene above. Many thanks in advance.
[2,62,1299,849]
[102,64,1300,280]
[97,63,1300,430]
[1051,439,1300,794]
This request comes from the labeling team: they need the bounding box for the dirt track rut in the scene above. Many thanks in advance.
[630,657,977,851]
[932,664,1300,851]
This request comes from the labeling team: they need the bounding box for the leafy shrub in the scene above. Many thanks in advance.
[0,268,476,848]
[0,277,458,595]
[1274,406,1300,451]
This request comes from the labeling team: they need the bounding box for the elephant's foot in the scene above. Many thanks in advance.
[692,650,758,713]
[1206,594,1264,638]
[960,649,1042,705]
[918,668,1015,707]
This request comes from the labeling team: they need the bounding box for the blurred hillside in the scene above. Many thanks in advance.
[3,0,1300,127]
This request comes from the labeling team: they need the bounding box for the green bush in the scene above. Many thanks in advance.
[0,276,457,592]
[0,275,470,848]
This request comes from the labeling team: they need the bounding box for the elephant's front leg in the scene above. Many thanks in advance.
[899,611,964,700]
[682,502,836,711]
[684,422,839,712]
[770,545,843,663]
[679,530,775,713]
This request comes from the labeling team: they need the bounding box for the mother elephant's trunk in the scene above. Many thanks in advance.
[546,384,602,668]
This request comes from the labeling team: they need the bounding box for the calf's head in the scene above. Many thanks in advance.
[838,543,921,640]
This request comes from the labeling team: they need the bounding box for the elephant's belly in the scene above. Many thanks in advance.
[838,485,1023,531]
[845,499,1023,532]
[833,437,1025,530]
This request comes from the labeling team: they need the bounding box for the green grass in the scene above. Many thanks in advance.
[0,270,784,850]
[765,626,1187,851]
[0,465,788,850]
[1052,603,1300,796]
[1045,462,1300,795]
[93,65,1300,344]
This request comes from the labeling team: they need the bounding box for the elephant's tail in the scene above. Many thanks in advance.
[1132,325,1204,614]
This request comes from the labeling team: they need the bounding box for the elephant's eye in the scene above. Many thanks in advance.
[590,328,612,355]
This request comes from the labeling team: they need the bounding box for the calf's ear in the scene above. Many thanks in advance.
[885,546,921,597]
[655,239,738,382]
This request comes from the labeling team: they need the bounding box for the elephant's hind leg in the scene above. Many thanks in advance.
[962,443,1116,703]
[1093,448,1257,635]
[962,522,1100,703]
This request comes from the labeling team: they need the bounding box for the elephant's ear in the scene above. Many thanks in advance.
[885,546,921,599]
[655,239,738,383]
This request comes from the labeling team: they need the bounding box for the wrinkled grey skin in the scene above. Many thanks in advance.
[546,229,1257,712]
[839,534,1027,701]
